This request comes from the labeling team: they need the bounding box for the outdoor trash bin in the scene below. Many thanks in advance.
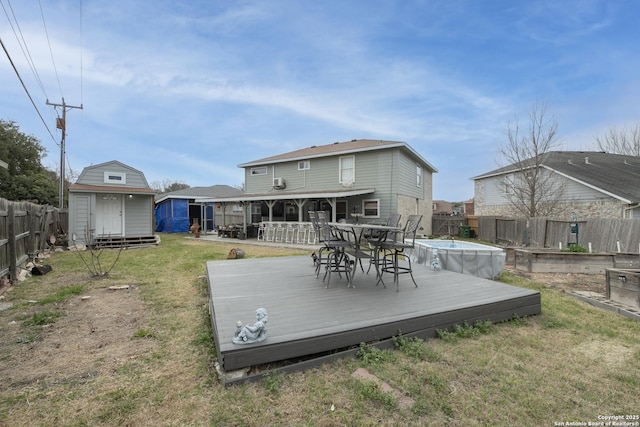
[459,225,471,238]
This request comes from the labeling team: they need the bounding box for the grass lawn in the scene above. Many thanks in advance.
[0,233,639,426]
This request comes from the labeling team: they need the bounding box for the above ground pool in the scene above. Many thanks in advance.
[408,239,506,279]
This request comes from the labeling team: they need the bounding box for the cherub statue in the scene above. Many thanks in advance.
[232,308,268,345]
[430,248,441,271]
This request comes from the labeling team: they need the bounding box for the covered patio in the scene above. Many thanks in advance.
[197,188,376,238]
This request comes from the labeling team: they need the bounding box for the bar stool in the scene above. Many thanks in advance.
[297,223,309,244]
[265,222,276,242]
[307,222,317,245]
[256,222,266,241]
[285,223,297,243]
[274,222,286,242]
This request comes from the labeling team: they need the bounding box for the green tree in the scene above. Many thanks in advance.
[0,119,58,204]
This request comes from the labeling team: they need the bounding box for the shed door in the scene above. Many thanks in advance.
[95,194,123,236]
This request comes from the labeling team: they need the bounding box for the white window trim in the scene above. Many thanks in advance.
[298,160,310,170]
[104,171,126,184]
[339,155,355,185]
[251,166,267,176]
[416,165,423,188]
[362,198,380,218]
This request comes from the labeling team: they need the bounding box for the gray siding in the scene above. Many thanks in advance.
[76,161,149,189]
[125,196,153,236]
[483,172,612,206]
[397,150,425,199]
[242,147,434,224]
[69,193,93,242]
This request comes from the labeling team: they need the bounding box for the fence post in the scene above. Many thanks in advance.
[8,203,17,283]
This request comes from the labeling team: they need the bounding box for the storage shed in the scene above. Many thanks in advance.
[68,160,157,246]
[154,185,244,233]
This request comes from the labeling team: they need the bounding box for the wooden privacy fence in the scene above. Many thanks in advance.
[0,198,65,283]
[475,216,640,254]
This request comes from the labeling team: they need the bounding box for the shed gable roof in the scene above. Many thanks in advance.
[473,151,640,203]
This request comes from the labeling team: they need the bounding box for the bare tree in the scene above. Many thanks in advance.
[150,179,190,193]
[499,102,566,218]
[594,124,640,156]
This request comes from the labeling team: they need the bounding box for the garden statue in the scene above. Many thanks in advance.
[430,249,441,271]
[232,308,268,345]
[190,220,201,238]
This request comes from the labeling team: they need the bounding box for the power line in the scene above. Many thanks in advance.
[38,0,64,99]
[0,36,58,144]
[0,0,49,99]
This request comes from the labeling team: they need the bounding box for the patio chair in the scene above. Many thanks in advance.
[366,213,401,274]
[310,211,352,285]
[377,214,423,291]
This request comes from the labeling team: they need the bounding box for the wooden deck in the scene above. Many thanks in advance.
[207,256,540,385]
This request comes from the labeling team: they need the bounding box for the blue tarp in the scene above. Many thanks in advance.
[155,199,189,232]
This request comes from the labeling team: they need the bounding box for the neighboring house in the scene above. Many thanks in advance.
[68,161,156,245]
[433,200,453,215]
[154,185,243,232]
[472,151,640,219]
[200,139,437,234]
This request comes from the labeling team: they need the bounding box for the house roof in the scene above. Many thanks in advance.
[198,188,376,203]
[155,185,243,203]
[238,139,438,172]
[472,151,640,203]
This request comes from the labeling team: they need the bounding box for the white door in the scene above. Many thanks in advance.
[95,194,123,236]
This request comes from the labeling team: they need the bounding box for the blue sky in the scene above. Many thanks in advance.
[2,1,639,201]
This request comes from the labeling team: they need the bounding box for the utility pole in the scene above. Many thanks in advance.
[46,98,83,208]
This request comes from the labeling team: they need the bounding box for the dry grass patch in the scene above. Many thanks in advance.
[1,234,639,426]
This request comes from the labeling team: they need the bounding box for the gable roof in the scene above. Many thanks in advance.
[155,185,243,203]
[473,151,640,203]
[238,139,438,172]
[76,160,149,184]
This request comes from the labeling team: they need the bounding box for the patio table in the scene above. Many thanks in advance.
[328,222,401,287]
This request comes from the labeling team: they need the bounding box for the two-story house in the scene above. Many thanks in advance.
[201,139,437,235]
[472,151,640,219]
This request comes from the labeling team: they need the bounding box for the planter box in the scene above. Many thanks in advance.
[514,250,640,274]
[606,268,640,309]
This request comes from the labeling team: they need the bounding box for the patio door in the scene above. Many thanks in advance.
[336,200,347,222]
[95,194,123,236]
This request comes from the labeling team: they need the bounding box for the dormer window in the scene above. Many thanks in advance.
[104,171,126,184]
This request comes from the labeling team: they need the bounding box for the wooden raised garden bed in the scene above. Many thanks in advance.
[514,249,640,274]
[606,268,640,309]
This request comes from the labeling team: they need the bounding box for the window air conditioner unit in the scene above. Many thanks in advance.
[273,177,285,188]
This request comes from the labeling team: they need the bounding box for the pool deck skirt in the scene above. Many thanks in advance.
[207,255,541,385]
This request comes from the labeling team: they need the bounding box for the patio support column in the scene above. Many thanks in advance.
[322,198,337,222]
[219,202,227,226]
[293,198,308,222]
[265,200,277,221]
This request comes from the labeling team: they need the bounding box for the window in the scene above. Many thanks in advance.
[104,171,126,184]
[339,155,355,184]
[251,166,267,176]
[416,165,423,188]
[298,160,310,170]
[362,199,380,218]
